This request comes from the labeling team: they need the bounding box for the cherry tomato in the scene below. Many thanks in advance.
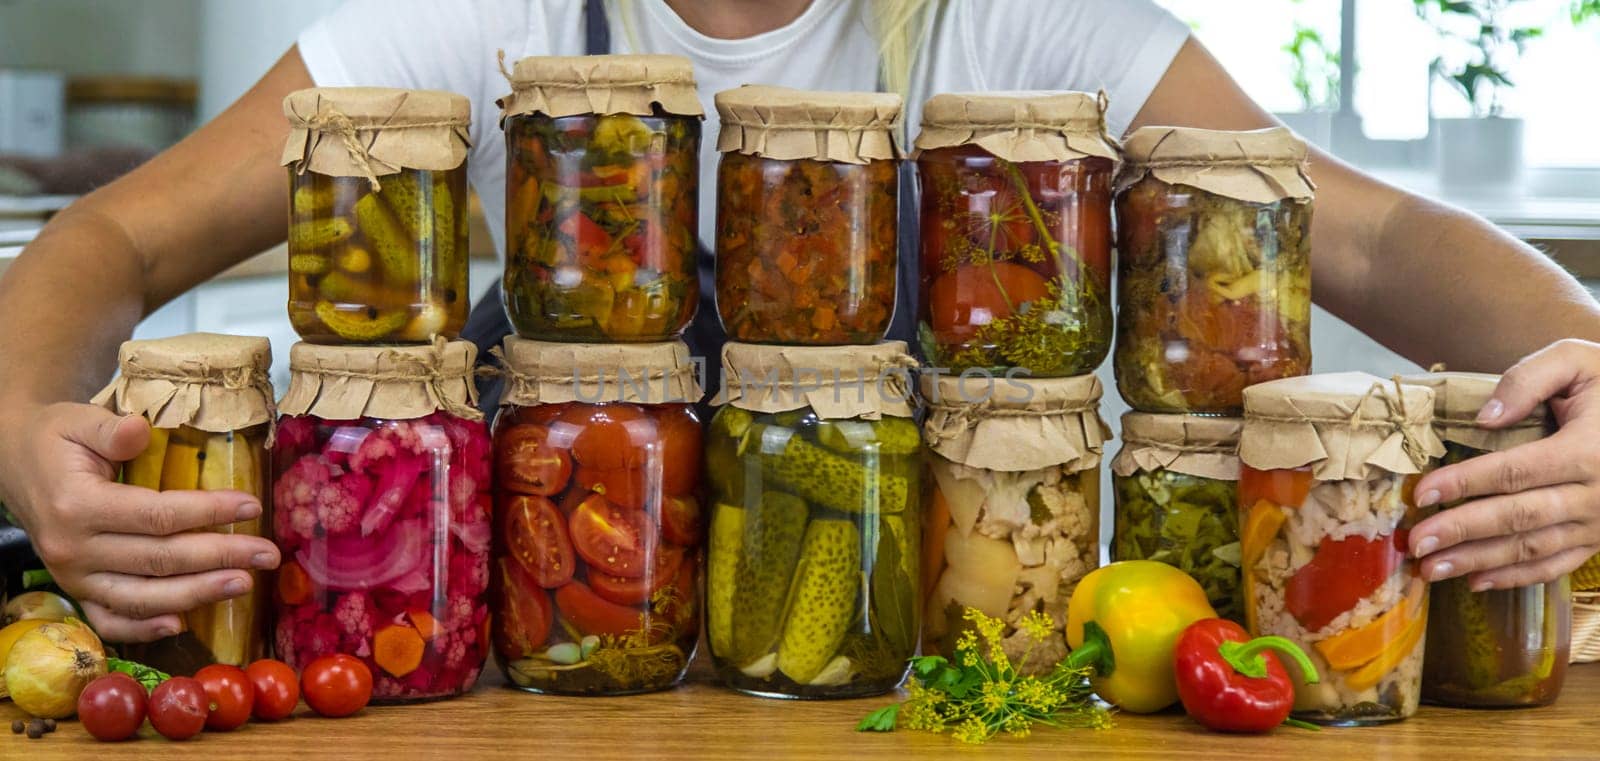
[565,404,648,470]
[495,558,553,657]
[573,465,646,510]
[666,550,700,634]
[555,580,646,637]
[78,673,147,742]
[652,406,702,497]
[1238,466,1313,510]
[497,424,572,496]
[569,494,657,578]
[590,546,683,606]
[505,495,576,588]
[245,659,300,722]
[195,663,254,731]
[300,654,372,718]
[148,676,209,741]
[928,262,1050,344]
[660,495,702,546]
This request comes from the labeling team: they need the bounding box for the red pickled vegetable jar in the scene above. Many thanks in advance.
[490,337,704,695]
[272,340,492,702]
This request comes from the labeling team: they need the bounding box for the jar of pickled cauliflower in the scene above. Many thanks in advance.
[93,333,275,675]
[704,342,922,698]
[1239,372,1443,725]
[282,87,471,344]
[919,373,1105,674]
[271,340,491,702]
[490,337,703,695]
[500,55,703,342]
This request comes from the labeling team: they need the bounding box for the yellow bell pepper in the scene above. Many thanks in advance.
[1065,560,1218,714]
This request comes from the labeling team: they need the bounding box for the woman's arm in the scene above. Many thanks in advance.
[0,48,313,641]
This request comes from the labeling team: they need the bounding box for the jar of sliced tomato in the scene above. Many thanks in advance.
[913,92,1117,375]
[1239,373,1443,725]
[283,88,472,344]
[500,55,703,342]
[713,85,901,345]
[271,341,491,702]
[1114,127,1313,414]
[490,337,703,695]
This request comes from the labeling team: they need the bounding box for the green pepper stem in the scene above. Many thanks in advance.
[1065,621,1116,677]
[1218,635,1321,685]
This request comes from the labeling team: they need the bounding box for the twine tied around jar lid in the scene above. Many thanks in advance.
[1241,372,1444,479]
[1401,369,1552,452]
[713,84,903,164]
[496,51,705,122]
[281,87,472,193]
[913,90,1120,164]
[920,374,1108,473]
[279,338,483,423]
[92,333,278,445]
[489,338,703,407]
[1111,413,1242,481]
[713,341,917,420]
[1116,125,1314,205]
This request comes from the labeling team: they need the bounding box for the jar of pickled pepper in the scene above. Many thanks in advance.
[282,87,472,344]
[1114,127,1314,414]
[92,333,275,675]
[272,340,491,702]
[714,85,901,345]
[705,342,922,698]
[490,337,704,695]
[914,91,1118,376]
[1404,371,1569,708]
[500,55,704,342]
[920,374,1105,675]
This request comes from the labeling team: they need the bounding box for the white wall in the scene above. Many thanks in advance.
[197,0,342,120]
[0,0,201,76]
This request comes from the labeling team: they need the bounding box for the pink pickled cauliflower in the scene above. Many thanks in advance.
[334,591,378,654]
[349,419,428,472]
[274,455,371,542]
[294,610,342,665]
[275,415,317,458]
[448,549,489,598]
[443,593,477,633]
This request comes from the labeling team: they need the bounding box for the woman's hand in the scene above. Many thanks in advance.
[0,402,280,642]
[1411,339,1600,590]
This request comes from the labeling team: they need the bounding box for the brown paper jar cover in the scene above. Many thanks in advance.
[1240,371,1443,480]
[281,87,471,180]
[278,339,482,422]
[496,337,702,407]
[1111,412,1241,481]
[499,54,703,120]
[921,374,1108,473]
[712,341,916,420]
[1401,371,1551,452]
[1117,126,1314,205]
[92,332,275,434]
[714,85,902,164]
[913,90,1120,164]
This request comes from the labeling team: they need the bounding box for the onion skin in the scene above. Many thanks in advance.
[2,591,75,626]
[4,619,107,719]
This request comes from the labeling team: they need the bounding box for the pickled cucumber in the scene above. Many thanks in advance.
[313,301,409,342]
[316,271,382,305]
[776,519,862,683]
[290,254,332,275]
[354,192,419,284]
[199,431,259,496]
[730,491,809,662]
[816,417,921,456]
[292,183,337,217]
[159,438,203,491]
[763,435,907,515]
[124,427,171,490]
[1440,579,1498,689]
[707,503,746,659]
[289,217,354,251]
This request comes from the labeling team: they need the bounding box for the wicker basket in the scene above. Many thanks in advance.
[1571,554,1600,663]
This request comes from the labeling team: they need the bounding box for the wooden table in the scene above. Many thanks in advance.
[5,662,1599,760]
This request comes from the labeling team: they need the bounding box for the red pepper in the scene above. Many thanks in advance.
[1284,530,1409,632]
[1173,618,1320,734]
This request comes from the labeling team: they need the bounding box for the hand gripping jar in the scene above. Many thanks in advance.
[92,333,275,674]
[1110,413,1243,622]
[1114,127,1313,414]
[500,55,704,342]
[714,85,901,345]
[282,87,472,344]
[490,337,704,695]
[1404,371,1569,707]
[919,374,1106,675]
[704,341,922,698]
[914,91,1118,376]
[1239,372,1443,725]
[271,339,491,702]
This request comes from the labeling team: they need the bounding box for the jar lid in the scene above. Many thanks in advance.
[92,332,276,436]
[496,337,702,407]
[278,339,482,422]
[913,91,1119,164]
[1117,126,1314,205]
[1110,413,1241,481]
[281,87,471,188]
[499,54,704,121]
[1401,371,1551,452]
[1241,372,1443,479]
[714,85,902,164]
[921,374,1108,473]
[713,341,916,420]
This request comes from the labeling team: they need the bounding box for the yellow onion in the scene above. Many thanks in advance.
[0,618,51,698]
[2,591,75,625]
[4,619,106,718]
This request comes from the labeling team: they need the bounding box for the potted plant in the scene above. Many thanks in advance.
[1277,17,1340,149]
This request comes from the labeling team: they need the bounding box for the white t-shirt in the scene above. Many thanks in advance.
[298,0,1190,260]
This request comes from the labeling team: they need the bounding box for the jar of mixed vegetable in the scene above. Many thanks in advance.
[489,337,703,695]
[1239,373,1443,725]
[271,340,491,702]
[1114,127,1313,414]
[713,85,901,345]
[500,55,703,342]
[1404,371,1568,708]
[282,88,472,344]
[920,374,1106,675]
[1110,413,1243,622]
[705,341,922,698]
[913,91,1118,376]
[92,333,275,675]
